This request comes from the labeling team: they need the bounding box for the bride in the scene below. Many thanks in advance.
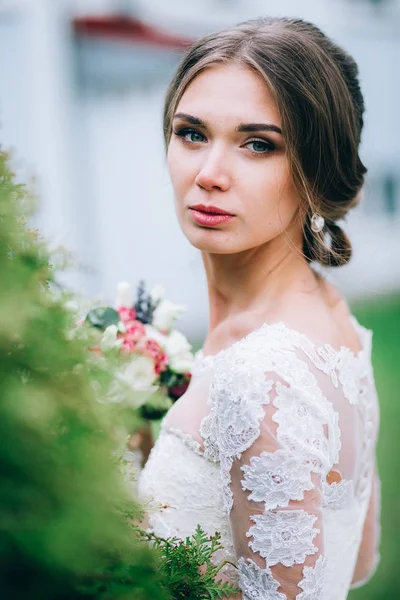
[138,17,381,599]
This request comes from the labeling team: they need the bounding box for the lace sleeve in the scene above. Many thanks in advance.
[202,345,341,600]
[231,380,329,599]
[350,460,381,589]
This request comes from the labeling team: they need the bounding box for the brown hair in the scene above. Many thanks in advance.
[163,17,367,268]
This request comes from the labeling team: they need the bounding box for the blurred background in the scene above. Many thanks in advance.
[0,0,399,598]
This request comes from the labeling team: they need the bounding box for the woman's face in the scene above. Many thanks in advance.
[167,62,302,254]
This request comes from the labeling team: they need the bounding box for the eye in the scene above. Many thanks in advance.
[174,127,207,144]
[245,139,275,154]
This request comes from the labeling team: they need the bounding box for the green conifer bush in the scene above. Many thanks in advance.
[0,152,167,599]
[0,152,240,599]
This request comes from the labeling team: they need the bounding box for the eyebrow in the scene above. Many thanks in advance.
[173,112,282,135]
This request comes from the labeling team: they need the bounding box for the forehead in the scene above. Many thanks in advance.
[175,62,281,126]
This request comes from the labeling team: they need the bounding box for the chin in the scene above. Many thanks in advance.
[184,226,241,254]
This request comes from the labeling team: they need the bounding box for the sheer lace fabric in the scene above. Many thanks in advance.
[138,316,380,599]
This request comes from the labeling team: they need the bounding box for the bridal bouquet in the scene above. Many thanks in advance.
[83,280,193,419]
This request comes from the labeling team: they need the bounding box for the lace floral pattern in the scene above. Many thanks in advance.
[356,376,377,502]
[192,349,216,377]
[138,315,379,600]
[202,336,342,515]
[336,349,365,405]
[137,431,239,584]
[247,510,319,567]
[272,381,340,474]
[297,554,327,599]
[200,362,274,512]
[237,557,286,600]
[322,479,354,510]
[241,449,314,510]
[195,318,369,405]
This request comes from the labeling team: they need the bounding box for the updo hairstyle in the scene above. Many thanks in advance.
[163,17,367,268]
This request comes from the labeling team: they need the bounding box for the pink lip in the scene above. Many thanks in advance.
[189,204,235,227]
[190,204,233,216]
[190,210,234,226]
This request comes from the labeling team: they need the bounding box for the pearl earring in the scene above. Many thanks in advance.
[310,213,325,233]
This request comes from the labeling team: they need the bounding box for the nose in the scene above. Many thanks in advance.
[194,147,230,192]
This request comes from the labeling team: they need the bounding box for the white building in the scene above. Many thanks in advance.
[0,0,399,340]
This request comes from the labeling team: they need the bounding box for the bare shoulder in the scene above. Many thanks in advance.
[203,278,361,356]
[202,312,263,355]
[319,277,351,314]
[266,277,361,354]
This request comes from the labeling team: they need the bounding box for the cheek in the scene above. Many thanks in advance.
[244,161,299,232]
[167,143,193,229]
[167,140,194,198]
[166,143,180,191]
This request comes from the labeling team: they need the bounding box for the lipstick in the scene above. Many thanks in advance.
[189,204,234,227]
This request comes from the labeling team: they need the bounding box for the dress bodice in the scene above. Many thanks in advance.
[138,316,381,599]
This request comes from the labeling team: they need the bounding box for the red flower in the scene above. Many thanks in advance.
[118,306,137,324]
[169,378,190,401]
[137,338,168,375]
[120,320,146,353]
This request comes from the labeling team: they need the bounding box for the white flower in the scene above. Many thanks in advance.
[116,281,133,308]
[144,324,168,348]
[165,330,194,374]
[152,299,186,333]
[165,330,192,355]
[99,325,122,352]
[169,352,194,374]
[150,284,165,305]
[117,354,158,391]
[105,379,157,408]
[117,321,126,333]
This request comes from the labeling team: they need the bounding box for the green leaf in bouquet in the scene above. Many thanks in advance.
[159,367,179,388]
[139,389,173,421]
[85,306,120,329]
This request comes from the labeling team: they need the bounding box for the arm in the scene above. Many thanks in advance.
[204,345,341,599]
[229,387,326,600]
[350,461,381,589]
[128,420,154,468]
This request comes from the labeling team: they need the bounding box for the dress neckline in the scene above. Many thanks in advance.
[194,314,371,367]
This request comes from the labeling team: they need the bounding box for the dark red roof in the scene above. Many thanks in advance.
[73,15,194,49]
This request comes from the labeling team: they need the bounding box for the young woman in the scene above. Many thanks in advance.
[138,17,381,599]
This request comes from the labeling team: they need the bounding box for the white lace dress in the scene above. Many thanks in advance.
[137,316,381,599]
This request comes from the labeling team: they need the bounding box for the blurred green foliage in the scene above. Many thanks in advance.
[0,152,241,600]
[0,152,169,600]
[349,294,400,600]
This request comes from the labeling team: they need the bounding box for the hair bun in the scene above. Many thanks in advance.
[323,222,352,267]
[302,219,352,268]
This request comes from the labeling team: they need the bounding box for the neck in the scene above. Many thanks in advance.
[202,237,319,332]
